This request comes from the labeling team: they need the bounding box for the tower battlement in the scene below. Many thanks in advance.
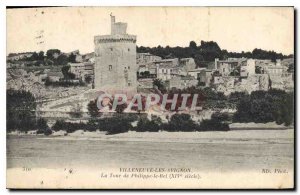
[94,34,136,44]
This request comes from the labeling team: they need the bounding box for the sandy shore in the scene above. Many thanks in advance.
[38,128,294,145]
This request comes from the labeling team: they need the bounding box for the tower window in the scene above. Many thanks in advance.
[110,48,113,51]
[128,66,130,70]
[128,48,130,51]
[109,65,112,71]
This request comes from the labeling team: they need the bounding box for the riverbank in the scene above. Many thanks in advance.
[7,122,293,142]
[7,128,294,144]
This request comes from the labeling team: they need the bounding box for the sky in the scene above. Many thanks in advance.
[6,7,294,55]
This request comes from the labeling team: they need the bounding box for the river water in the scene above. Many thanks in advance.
[7,130,294,172]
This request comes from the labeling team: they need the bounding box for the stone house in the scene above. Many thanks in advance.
[187,68,206,79]
[69,62,94,81]
[47,72,64,82]
[137,53,162,64]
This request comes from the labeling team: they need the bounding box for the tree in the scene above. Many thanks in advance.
[233,89,294,126]
[136,117,160,132]
[38,51,44,61]
[61,65,71,79]
[153,79,166,93]
[136,41,291,64]
[68,53,77,63]
[84,75,92,84]
[87,99,101,118]
[189,41,197,50]
[36,118,52,135]
[57,54,69,65]
[165,114,196,132]
[99,117,132,135]
[69,72,76,80]
[255,66,263,74]
[197,118,229,131]
[29,52,39,61]
[7,90,37,132]
[193,53,205,66]
[115,103,128,114]
[199,41,222,61]
[46,49,61,59]
[287,62,294,73]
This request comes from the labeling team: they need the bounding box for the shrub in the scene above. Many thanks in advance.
[99,116,132,135]
[37,118,49,131]
[36,118,52,135]
[87,99,101,118]
[136,117,160,132]
[163,114,196,132]
[115,103,128,114]
[52,120,88,133]
[233,89,294,126]
[52,120,66,131]
[211,112,231,122]
[44,128,53,136]
[86,119,98,131]
[7,89,36,132]
[197,119,229,131]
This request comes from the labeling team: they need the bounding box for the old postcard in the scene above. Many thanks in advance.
[6,7,294,189]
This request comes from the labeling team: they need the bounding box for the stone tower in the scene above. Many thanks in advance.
[94,15,137,94]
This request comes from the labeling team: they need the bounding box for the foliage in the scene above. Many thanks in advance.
[197,118,229,131]
[61,65,70,79]
[52,119,97,133]
[137,40,291,67]
[164,86,230,110]
[86,119,98,131]
[68,53,77,63]
[87,99,101,118]
[115,103,128,114]
[46,49,61,59]
[98,116,133,135]
[162,114,196,132]
[57,54,69,65]
[211,112,231,122]
[255,66,264,74]
[43,128,53,136]
[36,118,52,136]
[84,75,92,84]
[197,81,206,87]
[233,89,294,126]
[136,115,161,132]
[153,79,166,93]
[36,118,49,131]
[228,91,248,106]
[7,89,36,132]
[139,71,151,78]
[61,65,76,80]
[287,62,294,73]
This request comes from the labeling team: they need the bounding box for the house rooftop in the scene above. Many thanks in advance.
[47,72,64,77]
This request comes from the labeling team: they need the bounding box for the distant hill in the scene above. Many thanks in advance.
[137,40,293,67]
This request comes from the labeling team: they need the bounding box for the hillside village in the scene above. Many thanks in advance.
[6,15,294,134]
[6,48,294,121]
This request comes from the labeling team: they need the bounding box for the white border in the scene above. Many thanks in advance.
[0,0,298,194]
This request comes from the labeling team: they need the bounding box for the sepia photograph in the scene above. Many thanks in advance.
[6,6,295,189]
